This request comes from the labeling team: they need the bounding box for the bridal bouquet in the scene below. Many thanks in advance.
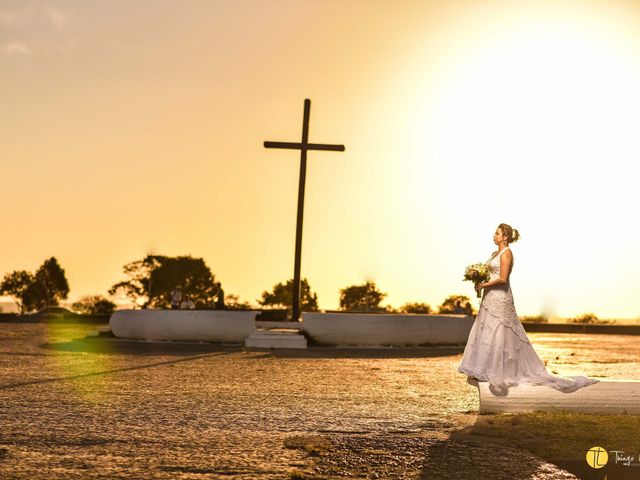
[463,263,490,298]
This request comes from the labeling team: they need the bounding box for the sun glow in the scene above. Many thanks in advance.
[406,8,640,318]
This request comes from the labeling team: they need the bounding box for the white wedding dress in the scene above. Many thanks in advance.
[457,246,599,396]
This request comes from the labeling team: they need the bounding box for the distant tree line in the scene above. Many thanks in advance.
[13,253,611,320]
[0,254,476,316]
[0,256,116,315]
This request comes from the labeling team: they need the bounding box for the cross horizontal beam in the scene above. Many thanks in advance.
[264,141,345,152]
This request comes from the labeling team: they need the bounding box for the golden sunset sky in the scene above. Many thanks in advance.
[1,0,639,319]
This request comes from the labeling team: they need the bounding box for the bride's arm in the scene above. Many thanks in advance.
[480,250,513,289]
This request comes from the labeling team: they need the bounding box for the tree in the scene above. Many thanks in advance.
[72,295,116,315]
[258,278,319,315]
[568,312,599,324]
[520,315,548,324]
[0,270,35,314]
[108,255,159,307]
[224,294,254,310]
[148,256,217,308]
[438,295,474,315]
[1,258,70,313]
[29,257,70,310]
[399,302,432,314]
[109,254,218,309]
[339,281,386,312]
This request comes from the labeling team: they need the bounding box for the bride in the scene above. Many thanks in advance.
[457,223,600,396]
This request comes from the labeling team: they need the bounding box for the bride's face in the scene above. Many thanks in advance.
[493,228,506,246]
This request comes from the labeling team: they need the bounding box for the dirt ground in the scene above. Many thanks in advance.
[1,323,638,479]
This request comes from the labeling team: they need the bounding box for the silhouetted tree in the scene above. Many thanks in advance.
[258,278,319,315]
[72,295,116,315]
[224,294,254,310]
[520,315,548,324]
[109,254,218,309]
[108,255,158,307]
[339,281,386,312]
[438,295,474,315]
[0,270,35,314]
[399,302,432,314]
[568,312,599,324]
[1,258,70,313]
[28,257,70,310]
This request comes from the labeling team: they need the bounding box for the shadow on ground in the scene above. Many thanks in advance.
[292,413,634,478]
[290,426,578,479]
[42,336,466,359]
[443,414,638,480]
[40,336,246,355]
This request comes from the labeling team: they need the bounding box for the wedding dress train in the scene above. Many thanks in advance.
[457,246,599,396]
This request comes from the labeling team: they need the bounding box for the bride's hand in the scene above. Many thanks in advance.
[475,283,483,295]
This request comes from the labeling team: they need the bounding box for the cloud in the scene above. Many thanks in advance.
[0,4,72,32]
[0,11,18,27]
[3,41,30,56]
[0,4,37,28]
[0,4,76,62]
[47,7,70,32]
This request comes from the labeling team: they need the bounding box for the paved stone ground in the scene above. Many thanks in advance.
[0,323,636,479]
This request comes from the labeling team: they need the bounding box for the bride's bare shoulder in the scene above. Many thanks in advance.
[496,248,513,259]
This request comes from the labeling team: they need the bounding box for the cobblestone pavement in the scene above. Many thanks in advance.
[0,323,636,479]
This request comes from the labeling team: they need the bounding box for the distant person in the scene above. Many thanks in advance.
[213,282,225,309]
[180,294,195,309]
[453,300,465,314]
[170,285,182,309]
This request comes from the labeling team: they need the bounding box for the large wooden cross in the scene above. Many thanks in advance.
[264,98,345,322]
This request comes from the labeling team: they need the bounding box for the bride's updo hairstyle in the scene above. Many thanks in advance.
[498,223,520,244]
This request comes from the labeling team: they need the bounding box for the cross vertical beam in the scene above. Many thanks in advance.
[264,99,345,322]
[292,99,310,324]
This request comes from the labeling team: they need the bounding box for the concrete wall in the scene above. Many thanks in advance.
[301,312,474,346]
[110,309,259,342]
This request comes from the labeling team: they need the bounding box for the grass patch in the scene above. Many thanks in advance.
[472,411,640,460]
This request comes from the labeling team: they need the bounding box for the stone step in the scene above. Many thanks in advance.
[255,321,302,330]
[256,328,302,334]
[244,331,308,349]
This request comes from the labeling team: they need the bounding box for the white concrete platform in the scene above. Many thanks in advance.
[473,379,640,415]
[109,309,259,342]
[244,330,308,349]
[302,312,473,346]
